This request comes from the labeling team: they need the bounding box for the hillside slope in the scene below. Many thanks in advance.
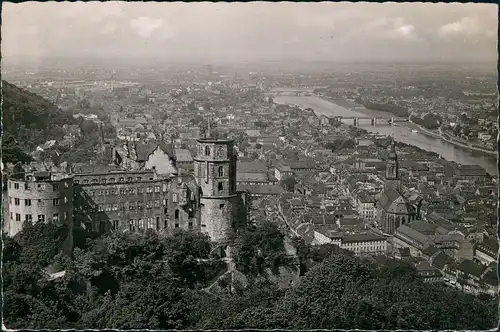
[2,80,77,163]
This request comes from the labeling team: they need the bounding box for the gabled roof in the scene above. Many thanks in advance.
[338,217,360,227]
[395,247,411,257]
[457,165,488,177]
[238,161,267,173]
[458,259,486,278]
[378,188,402,210]
[416,261,440,273]
[136,141,175,162]
[237,173,269,182]
[431,250,454,270]
[421,244,440,257]
[174,149,193,163]
[482,268,498,287]
[395,224,431,248]
[408,220,440,235]
[379,188,415,215]
[476,237,499,255]
[342,233,386,243]
[286,160,316,170]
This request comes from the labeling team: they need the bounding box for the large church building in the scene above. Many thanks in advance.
[377,140,417,234]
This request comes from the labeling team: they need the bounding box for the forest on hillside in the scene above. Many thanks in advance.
[1,81,117,165]
[2,221,497,330]
[2,81,78,150]
[1,81,79,164]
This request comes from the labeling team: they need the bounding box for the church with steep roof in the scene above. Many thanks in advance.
[377,140,417,234]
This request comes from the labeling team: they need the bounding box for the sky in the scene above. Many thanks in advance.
[2,2,498,64]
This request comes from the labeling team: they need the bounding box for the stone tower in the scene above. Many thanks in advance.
[194,133,238,243]
[385,139,400,191]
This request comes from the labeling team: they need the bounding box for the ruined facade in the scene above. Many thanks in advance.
[4,131,250,290]
[5,171,74,237]
[6,136,241,243]
[73,169,171,233]
[194,137,238,243]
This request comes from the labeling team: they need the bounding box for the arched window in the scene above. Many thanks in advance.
[175,209,180,220]
[218,166,224,177]
[205,146,210,156]
[218,182,223,191]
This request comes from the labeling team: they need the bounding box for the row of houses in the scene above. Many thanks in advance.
[313,227,388,256]
[392,219,497,295]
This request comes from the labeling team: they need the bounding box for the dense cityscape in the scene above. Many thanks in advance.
[1,2,498,330]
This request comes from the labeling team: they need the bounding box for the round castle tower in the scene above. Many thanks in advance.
[193,135,238,243]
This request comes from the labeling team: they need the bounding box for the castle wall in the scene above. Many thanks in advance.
[200,196,237,242]
[166,180,199,232]
[194,138,238,243]
[6,177,73,237]
[73,170,170,233]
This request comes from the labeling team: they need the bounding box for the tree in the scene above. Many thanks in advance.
[2,145,34,164]
[2,81,78,152]
[340,139,356,150]
[234,222,286,276]
[280,176,297,192]
[411,113,442,130]
[328,118,342,127]
[3,215,498,330]
[17,222,70,268]
[271,255,374,329]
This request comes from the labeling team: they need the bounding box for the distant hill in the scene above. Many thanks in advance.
[2,80,78,163]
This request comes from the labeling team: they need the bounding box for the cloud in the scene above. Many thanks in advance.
[394,24,417,39]
[360,17,418,40]
[439,17,478,36]
[129,16,163,38]
[0,2,496,63]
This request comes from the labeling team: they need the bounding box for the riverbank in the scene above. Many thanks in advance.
[316,94,497,157]
[408,120,497,156]
[272,93,497,175]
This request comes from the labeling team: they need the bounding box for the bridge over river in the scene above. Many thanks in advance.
[266,91,314,96]
[265,87,327,96]
[332,115,409,126]
[272,94,497,175]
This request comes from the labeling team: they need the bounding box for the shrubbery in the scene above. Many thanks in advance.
[2,221,497,330]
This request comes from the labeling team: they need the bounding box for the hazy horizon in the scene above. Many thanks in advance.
[2,2,498,67]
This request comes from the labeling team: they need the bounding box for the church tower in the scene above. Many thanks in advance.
[385,139,400,191]
[194,123,238,243]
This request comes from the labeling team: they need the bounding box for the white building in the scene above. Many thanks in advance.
[313,229,387,256]
[474,238,498,266]
[341,233,388,256]
[274,162,293,181]
[356,194,377,220]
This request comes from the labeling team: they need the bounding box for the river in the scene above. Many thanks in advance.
[272,95,497,176]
